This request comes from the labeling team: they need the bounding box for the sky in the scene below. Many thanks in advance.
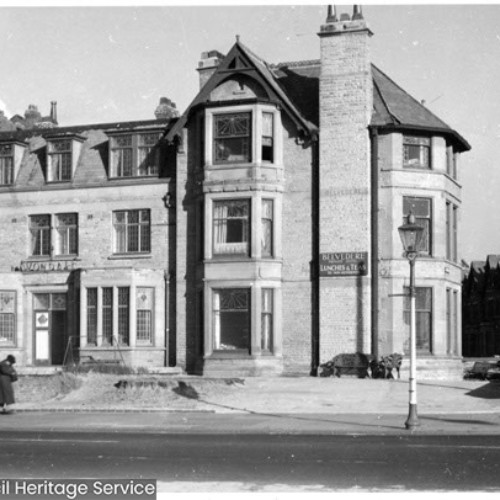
[0,3,499,263]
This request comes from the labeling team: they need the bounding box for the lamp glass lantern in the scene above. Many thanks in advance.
[398,213,424,255]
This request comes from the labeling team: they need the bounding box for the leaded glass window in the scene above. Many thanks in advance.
[118,287,130,345]
[213,112,251,163]
[113,209,151,254]
[0,291,16,345]
[136,287,153,344]
[213,288,250,351]
[48,140,72,182]
[56,213,78,256]
[0,144,14,186]
[403,197,432,255]
[213,200,250,256]
[30,215,51,256]
[110,133,160,177]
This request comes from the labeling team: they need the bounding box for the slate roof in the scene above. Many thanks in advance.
[271,59,469,152]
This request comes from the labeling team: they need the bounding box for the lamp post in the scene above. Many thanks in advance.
[398,212,424,431]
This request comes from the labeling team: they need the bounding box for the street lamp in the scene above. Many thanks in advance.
[398,212,424,431]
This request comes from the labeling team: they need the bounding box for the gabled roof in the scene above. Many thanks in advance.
[166,41,318,142]
[167,42,470,152]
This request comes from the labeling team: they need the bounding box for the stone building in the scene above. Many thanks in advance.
[0,6,470,377]
[462,256,500,357]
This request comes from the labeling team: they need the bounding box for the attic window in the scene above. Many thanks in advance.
[403,136,430,169]
[110,133,160,178]
[0,144,14,186]
[213,113,251,164]
[47,140,72,182]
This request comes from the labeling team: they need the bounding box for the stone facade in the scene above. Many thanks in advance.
[0,6,471,378]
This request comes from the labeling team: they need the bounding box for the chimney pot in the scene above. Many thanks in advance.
[352,5,363,20]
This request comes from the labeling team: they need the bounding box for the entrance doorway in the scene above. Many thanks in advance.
[33,293,67,365]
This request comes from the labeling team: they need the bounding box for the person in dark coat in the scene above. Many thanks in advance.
[0,355,17,414]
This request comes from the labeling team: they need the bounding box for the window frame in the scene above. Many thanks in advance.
[0,144,14,186]
[213,112,252,164]
[403,135,431,170]
[446,201,458,262]
[204,103,281,168]
[403,286,433,354]
[402,196,432,256]
[29,214,52,257]
[47,139,73,183]
[0,291,16,346]
[109,132,161,178]
[112,209,151,255]
[136,287,154,345]
[55,213,78,256]
[212,199,250,257]
[212,287,251,352]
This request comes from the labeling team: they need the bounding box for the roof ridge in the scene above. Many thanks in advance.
[273,59,321,68]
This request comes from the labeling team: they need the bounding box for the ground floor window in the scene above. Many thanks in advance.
[136,287,153,344]
[403,286,432,352]
[0,291,16,345]
[213,288,250,351]
[261,288,273,352]
[86,286,130,346]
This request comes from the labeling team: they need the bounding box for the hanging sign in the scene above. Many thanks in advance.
[319,252,368,277]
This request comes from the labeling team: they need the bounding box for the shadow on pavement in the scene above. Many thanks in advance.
[171,381,401,430]
[465,382,500,399]
[420,415,499,426]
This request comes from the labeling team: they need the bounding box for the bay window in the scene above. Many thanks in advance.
[213,288,250,351]
[403,136,431,169]
[403,197,432,255]
[261,289,273,352]
[213,200,250,256]
[213,112,251,163]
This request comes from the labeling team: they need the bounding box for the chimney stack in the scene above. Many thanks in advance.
[197,50,225,90]
[317,5,374,359]
[50,101,58,124]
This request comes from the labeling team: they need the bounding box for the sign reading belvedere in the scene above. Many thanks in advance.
[319,252,368,277]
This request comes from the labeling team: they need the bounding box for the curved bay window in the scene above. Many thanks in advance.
[213,288,250,351]
[214,112,251,164]
[213,200,250,256]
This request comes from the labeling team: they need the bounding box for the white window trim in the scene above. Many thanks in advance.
[204,191,282,261]
[204,103,282,168]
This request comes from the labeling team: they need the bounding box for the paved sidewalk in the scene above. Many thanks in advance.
[9,374,500,421]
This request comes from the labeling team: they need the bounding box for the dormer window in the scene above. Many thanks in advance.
[110,132,161,178]
[47,140,72,182]
[403,136,430,169]
[0,144,14,185]
[214,112,251,164]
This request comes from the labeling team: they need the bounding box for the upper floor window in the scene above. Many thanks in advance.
[0,144,14,186]
[110,133,160,178]
[113,209,151,254]
[403,197,432,255]
[446,146,458,180]
[261,112,274,163]
[55,213,78,256]
[213,199,250,256]
[30,213,79,257]
[47,140,72,182]
[30,215,51,256]
[446,202,458,262]
[403,136,430,169]
[213,112,251,164]
[261,199,273,257]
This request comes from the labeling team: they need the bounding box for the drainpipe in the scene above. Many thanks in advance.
[164,270,170,367]
[370,127,379,360]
